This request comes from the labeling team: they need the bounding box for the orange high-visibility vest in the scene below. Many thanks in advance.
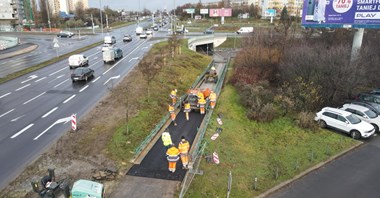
[166,146,180,161]
[178,140,190,154]
[168,105,175,112]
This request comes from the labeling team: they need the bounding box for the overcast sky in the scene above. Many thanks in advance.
[88,0,216,11]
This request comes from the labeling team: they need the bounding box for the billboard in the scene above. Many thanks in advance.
[209,8,232,17]
[183,8,195,14]
[265,9,277,17]
[200,9,209,14]
[302,0,380,28]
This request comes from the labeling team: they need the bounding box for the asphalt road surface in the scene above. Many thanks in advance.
[270,135,380,198]
[0,23,165,189]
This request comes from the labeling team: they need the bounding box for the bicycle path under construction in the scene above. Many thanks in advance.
[110,52,229,198]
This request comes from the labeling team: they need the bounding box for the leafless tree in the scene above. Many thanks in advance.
[139,55,163,103]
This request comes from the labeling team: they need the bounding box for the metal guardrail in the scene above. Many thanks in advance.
[132,60,216,161]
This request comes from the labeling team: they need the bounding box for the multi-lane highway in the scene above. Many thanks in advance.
[0,22,165,189]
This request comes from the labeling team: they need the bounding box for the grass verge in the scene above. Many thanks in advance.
[185,68,359,197]
[0,41,102,84]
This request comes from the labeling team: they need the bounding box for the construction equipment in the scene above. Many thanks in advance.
[183,88,211,112]
[204,66,218,83]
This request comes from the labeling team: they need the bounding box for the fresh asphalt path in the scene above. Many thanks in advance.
[0,28,161,190]
[269,135,380,198]
[127,112,205,181]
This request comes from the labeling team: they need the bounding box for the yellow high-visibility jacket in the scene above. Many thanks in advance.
[178,140,190,154]
[168,105,175,112]
[162,132,172,146]
[184,103,191,110]
[209,92,217,102]
[166,146,180,161]
[198,98,206,105]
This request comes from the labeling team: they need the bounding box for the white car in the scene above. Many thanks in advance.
[146,30,153,35]
[140,33,147,39]
[314,107,375,139]
[68,54,89,69]
[341,103,380,132]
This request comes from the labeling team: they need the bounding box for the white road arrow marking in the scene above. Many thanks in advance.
[34,117,70,140]
[21,75,38,84]
[129,57,139,62]
[103,75,120,85]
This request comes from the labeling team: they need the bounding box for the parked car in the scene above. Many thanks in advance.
[356,92,380,105]
[140,33,147,39]
[349,101,380,115]
[153,26,158,31]
[314,107,375,139]
[68,54,89,69]
[341,103,380,132]
[204,29,214,34]
[123,34,132,42]
[57,31,74,38]
[71,67,94,82]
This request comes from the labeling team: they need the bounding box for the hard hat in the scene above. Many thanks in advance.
[181,136,185,140]
[211,66,216,70]
[175,89,177,92]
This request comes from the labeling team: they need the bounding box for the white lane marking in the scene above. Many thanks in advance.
[34,117,71,140]
[142,47,148,49]
[129,57,139,62]
[56,74,64,79]
[0,109,14,118]
[104,75,120,85]
[15,84,31,91]
[23,92,46,105]
[49,67,66,76]
[79,85,89,92]
[92,76,101,83]
[21,75,38,84]
[35,77,47,82]
[63,94,76,104]
[54,79,69,88]
[102,40,147,75]
[11,115,25,122]
[0,92,11,99]
[10,123,34,139]
[42,107,58,118]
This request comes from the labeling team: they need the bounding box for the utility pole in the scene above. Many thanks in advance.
[91,14,95,34]
[99,0,104,36]
[45,0,51,32]
[106,14,109,31]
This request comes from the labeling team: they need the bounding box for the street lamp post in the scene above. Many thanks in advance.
[99,0,104,36]
[45,0,51,32]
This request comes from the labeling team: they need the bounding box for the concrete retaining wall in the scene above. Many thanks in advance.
[0,36,19,50]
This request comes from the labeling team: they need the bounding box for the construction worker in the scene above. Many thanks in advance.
[198,96,206,115]
[178,136,190,169]
[161,130,173,150]
[168,104,177,126]
[209,91,217,109]
[166,144,180,173]
[170,89,177,105]
[196,91,204,101]
[210,66,216,75]
[184,101,191,121]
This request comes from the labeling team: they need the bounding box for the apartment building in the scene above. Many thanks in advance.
[0,0,30,31]
[49,0,88,15]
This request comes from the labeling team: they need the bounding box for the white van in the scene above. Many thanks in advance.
[68,54,89,69]
[104,36,116,44]
[136,27,143,35]
[237,27,254,34]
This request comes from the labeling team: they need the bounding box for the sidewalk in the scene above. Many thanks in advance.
[0,43,37,60]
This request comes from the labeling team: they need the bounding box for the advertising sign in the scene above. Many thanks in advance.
[200,9,209,14]
[302,0,380,28]
[265,9,277,17]
[195,15,202,20]
[209,8,232,17]
[183,8,195,14]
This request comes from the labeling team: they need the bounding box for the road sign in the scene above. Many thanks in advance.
[53,43,59,48]
[71,114,77,131]
[53,37,58,43]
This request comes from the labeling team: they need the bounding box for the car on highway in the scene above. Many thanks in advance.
[146,29,153,35]
[140,33,147,39]
[71,67,94,82]
[123,34,132,42]
[104,35,116,44]
[153,26,158,31]
[341,103,380,132]
[102,43,113,52]
[68,54,89,69]
[314,107,375,139]
[57,31,74,38]
[204,29,214,34]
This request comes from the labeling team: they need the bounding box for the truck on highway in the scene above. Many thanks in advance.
[136,26,143,35]
[103,48,123,63]
[236,27,254,34]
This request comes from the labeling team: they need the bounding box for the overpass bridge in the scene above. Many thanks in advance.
[187,35,227,54]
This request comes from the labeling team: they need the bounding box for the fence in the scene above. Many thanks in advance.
[132,60,215,161]
[179,57,230,197]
